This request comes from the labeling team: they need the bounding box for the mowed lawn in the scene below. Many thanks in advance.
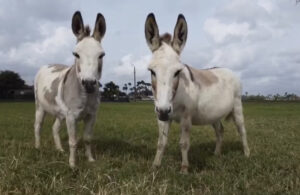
[0,101,299,194]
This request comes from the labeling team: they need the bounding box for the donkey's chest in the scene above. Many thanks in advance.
[75,97,99,118]
[61,93,99,119]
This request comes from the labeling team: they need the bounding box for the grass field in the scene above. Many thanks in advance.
[0,101,300,194]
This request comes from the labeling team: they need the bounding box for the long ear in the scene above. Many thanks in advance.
[72,11,84,39]
[145,13,160,52]
[92,13,106,42]
[172,14,188,54]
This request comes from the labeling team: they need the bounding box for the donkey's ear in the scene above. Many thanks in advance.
[145,13,160,52]
[172,14,188,54]
[72,11,84,39]
[93,13,106,42]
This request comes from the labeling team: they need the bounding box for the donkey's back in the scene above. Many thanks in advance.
[34,64,69,117]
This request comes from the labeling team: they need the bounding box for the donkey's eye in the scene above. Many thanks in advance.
[99,53,105,59]
[174,69,182,77]
[73,52,80,59]
[149,70,156,77]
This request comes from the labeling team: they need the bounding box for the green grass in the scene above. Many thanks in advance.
[0,101,300,194]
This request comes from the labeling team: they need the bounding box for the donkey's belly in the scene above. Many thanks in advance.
[191,101,233,125]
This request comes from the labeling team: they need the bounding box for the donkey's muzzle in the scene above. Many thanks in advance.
[156,107,171,121]
[82,79,97,93]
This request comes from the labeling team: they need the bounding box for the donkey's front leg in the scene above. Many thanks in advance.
[66,115,77,168]
[83,114,96,162]
[153,120,170,168]
[179,117,191,174]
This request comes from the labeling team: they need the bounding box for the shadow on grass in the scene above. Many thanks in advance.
[87,137,155,161]
[180,140,245,171]
[76,136,245,171]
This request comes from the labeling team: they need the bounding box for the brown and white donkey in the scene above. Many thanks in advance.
[144,13,250,173]
[34,11,106,167]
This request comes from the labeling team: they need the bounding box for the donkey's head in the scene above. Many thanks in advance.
[145,13,188,121]
[72,11,106,93]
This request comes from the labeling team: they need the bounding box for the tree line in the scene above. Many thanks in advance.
[0,70,299,101]
[0,70,153,101]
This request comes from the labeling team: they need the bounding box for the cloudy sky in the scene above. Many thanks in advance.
[0,0,300,95]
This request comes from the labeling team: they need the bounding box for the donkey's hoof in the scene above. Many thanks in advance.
[180,165,189,174]
[57,148,65,153]
[35,143,40,149]
[244,148,250,157]
[88,158,95,162]
[151,164,160,171]
[69,161,76,169]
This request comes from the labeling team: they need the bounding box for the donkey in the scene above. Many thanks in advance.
[144,13,250,173]
[34,11,106,167]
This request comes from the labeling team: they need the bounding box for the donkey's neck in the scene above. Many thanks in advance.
[62,65,88,108]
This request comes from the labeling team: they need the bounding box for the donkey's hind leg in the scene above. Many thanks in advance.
[212,121,224,155]
[233,98,250,157]
[52,118,64,152]
[34,108,45,149]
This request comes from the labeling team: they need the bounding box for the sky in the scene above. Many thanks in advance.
[0,0,300,95]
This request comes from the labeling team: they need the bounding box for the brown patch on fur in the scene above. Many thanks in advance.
[49,64,68,73]
[63,67,72,84]
[172,77,180,100]
[179,71,189,86]
[186,65,218,87]
[77,26,91,42]
[44,77,61,105]
[159,33,172,44]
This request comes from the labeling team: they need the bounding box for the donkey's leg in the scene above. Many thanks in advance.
[34,108,45,149]
[212,121,224,155]
[179,117,191,174]
[153,120,171,168]
[52,118,64,152]
[66,115,77,168]
[83,114,96,162]
[233,98,250,157]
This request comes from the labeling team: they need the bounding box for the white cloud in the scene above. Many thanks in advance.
[204,18,251,44]
[3,26,74,68]
[108,54,151,85]
[201,0,300,94]
[1,0,300,95]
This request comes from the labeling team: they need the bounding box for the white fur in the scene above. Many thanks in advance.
[74,37,104,82]
[146,15,250,173]
[34,12,105,168]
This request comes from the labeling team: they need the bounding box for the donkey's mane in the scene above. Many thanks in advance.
[77,25,91,41]
[83,25,91,36]
[159,33,172,44]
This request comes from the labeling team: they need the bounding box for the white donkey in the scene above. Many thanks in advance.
[144,13,250,173]
[34,11,106,167]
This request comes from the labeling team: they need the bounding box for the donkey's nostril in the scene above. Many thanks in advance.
[156,107,171,121]
[167,107,171,113]
[82,80,86,85]
[155,107,159,113]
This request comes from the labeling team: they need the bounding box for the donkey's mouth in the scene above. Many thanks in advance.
[82,79,97,94]
[158,114,169,121]
[84,86,96,94]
